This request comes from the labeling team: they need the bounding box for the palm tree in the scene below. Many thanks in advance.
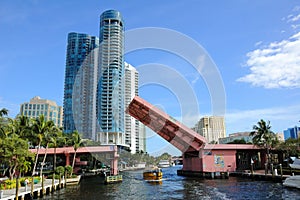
[31,115,55,176]
[12,115,32,139]
[0,108,8,117]
[250,119,278,169]
[49,128,65,171]
[69,131,83,176]
[39,124,56,176]
[0,108,9,138]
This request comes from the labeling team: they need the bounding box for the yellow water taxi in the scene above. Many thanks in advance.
[143,167,163,182]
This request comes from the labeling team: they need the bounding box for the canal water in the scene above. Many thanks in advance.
[39,165,300,200]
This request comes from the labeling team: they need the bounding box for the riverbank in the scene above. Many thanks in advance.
[0,178,65,200]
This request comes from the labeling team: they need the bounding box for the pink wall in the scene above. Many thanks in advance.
[183,157,203,171]
[182,149,237,172]
[201,149,237,172]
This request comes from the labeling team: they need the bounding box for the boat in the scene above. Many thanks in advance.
[143,167,163,182]
[158,160,170,168]
[283,175,300,189]
[289,158,300,170]
[66,175,81,185]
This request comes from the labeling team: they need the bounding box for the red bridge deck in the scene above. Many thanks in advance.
[126,96,207,153]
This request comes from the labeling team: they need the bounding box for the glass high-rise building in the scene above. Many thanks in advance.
[63,32,99,139]
[97,10,125,145]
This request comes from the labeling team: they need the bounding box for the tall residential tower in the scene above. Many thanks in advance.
[63,32,99,139]
[124,62,139,153]
[97,10,125,145]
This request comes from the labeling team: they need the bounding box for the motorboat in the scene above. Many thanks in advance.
[289,158,300,170]
[158,160,170,168]
[283,175,300,189]
[143,167,163,182]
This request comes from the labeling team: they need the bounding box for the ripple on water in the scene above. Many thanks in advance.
[38,166,300,200]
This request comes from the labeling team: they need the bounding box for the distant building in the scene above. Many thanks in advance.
[20,96,63,127]
[284,126,300,140]
[276,132,284,141]
[193,116,226,143]
[63,32,99,139]
[219,132,252,144]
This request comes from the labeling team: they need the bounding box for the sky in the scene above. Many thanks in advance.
[1,0,300,156]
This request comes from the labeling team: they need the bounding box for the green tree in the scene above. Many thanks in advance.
[278,138,300,158]
[250,119,278,168]
[0,135,34,179]
[227,138,247,144]
[9,115,32,139]
[39,123,57,176]
[68,131,83,176]
[0,108,8,117]
[31,115,55,176]
[0,108,9,138]
[49,128,65,171]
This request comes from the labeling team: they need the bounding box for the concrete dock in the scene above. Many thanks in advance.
[0,178,65,200]
[230,169,291,182]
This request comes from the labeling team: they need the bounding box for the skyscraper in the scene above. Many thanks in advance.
[97,10,125,145]
[63,32,99,139]
[124,62,139,153]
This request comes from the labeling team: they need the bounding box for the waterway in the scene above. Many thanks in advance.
[39,165,300,200]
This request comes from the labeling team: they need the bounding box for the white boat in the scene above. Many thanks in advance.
[289,158,300,170]
[158,160,170,168]
[66,175,81,185]
[283,175,300,189]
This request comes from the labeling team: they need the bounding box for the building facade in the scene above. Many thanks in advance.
[20,96,63,127]
[63,32,99,139]
[284,126,300,140]
[219,132,252,144]
[138,123,147,153]
[124,62,139,153]
[97,10,125,145]
[193,116,226,143]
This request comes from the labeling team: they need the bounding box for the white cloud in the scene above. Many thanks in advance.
[293,6,300,12]
[237,31,300,89]
[287,14,300,23]
[226,104,300,134]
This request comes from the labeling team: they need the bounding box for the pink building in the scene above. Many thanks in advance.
[127,96,266,177]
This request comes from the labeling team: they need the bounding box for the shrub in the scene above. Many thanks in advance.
[47,174,60,179]
[55,166,65,175]
[64,166,73,178]
[0,182,5,190]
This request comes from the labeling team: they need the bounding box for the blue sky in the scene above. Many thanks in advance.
[1,1,300,155]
